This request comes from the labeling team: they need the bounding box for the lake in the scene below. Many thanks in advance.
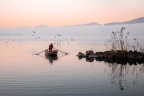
[0,25,144,96]
[0,24,144,96]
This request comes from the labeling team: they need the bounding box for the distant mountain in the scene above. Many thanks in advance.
[34,25,49,28]
[70,22,101,27]
[105,17,144,25]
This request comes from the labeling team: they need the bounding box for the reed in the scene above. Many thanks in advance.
[105,27,143,52]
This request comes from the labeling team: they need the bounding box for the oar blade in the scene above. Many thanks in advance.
[35,50,46,55]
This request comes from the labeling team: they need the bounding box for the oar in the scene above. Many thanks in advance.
[35,49,46,55]
[54,48,68,55]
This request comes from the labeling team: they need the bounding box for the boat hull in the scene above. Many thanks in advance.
[45,50,58,57]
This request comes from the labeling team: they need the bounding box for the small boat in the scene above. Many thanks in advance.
[45,52,58,64]
[45,50,58,57]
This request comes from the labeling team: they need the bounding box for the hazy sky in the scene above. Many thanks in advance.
[0,0,144,27]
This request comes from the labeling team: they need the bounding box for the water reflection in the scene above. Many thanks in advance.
[78,56,94,62]
[86,57,94,62]
[77,56,144,91]
[96,58,144,65]
[78,55,144,64]
[106,62,144,91]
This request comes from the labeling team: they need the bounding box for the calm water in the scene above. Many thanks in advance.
[0,40,144,96]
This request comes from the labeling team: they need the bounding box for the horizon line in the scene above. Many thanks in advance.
[0,16,144,28]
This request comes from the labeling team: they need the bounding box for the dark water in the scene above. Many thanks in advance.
[0,40,144,96]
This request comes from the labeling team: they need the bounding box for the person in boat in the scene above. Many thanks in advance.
[49,43,53,51]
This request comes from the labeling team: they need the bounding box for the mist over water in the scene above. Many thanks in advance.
[0,24,144,96]
[1,24,144,40]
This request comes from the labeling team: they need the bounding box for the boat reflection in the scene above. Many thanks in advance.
[45,54,58,64]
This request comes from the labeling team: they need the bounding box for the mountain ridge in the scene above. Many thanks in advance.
[105,17,144,25]
[69,22,101,27]
[13,17,144,28]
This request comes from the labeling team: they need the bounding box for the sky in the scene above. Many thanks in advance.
[0,0,144,27]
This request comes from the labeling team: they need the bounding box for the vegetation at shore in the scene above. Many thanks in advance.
[78,27,144,64]
[105,27,143,52]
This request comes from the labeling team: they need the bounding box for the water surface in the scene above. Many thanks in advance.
[0,40,144,96]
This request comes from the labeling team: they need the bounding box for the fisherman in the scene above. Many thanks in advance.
[49,43,53,51]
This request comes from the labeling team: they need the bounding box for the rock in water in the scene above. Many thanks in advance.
[86,50,94,56]
[78,52,86,57]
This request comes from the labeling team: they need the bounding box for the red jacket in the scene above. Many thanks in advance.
[49,44,53,51]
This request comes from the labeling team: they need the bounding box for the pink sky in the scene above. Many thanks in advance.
[0,0,144,27]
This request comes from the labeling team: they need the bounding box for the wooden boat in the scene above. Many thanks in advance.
[45,50,58,57]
